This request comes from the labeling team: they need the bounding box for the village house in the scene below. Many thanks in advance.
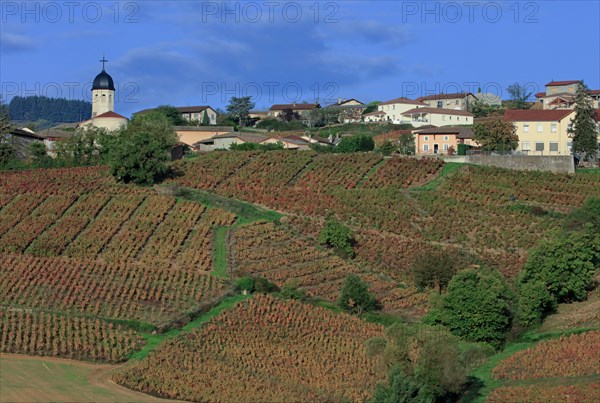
[196,132,267,151]
[326,99,366,123]
[260,135,311,150]
[174,126,234,147]
[413,126,476,155]
[401,107,474,128]
[135,105,217,125]
[416,92,477,111]
[268,103,321,121]
[535,80,600,110]
[504,109,578,156]
[375,97,428,124]
[363,110,387,122]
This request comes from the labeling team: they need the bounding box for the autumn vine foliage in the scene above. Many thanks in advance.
[492,331,600,380]
[114,294,386,402]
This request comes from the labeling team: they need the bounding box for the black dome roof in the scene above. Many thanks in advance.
[92,69,115,91]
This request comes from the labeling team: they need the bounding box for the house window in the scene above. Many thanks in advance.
[424,136,429,141]
[449,116,452,120]
[551,123,557,133]
[568,123,573,131]
[444,136,449,141]
[442,115,446,121]
[194,112,199,120]
[423,144,429,151]
[523,124,529,133]
[455,100,459,105]
[522,141,531,152]
[535,142,544,152]
[567,141,573,152]
[537,124,543,133]
[393,105,395,109]
[549,142,559,152]
[437,101,443,108]
[443,144,449,151]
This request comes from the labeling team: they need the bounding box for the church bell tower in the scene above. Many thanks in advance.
[91,56,115,117]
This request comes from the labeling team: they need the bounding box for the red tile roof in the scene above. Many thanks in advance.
[379,97,426,106]
[94,111,128,119]
[535,92,546,98]
[402,107,474,117]
[589,90,600,95]
[504,109,574,122]
[595,109,600,121]
[416,92,472,101]
[545,80,580,86]
[364,110,386,116]
[269,103,320,111]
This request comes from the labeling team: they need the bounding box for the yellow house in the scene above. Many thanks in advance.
[504,109,577,156]
[535,80,600,110]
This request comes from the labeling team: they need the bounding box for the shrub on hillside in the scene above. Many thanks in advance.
[338,274,379,314]
[337,135,375,153]
[318,219,355,257]
[426,268,514,347]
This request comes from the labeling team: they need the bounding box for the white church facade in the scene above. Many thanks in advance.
[80,58,128,131]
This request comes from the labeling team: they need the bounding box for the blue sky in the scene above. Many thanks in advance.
[1,1,599,116]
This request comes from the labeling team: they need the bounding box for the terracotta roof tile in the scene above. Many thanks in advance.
[379,97,426,106]
[504,109,574,122]
[402,107,474,117]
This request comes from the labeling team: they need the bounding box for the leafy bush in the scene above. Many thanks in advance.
[255,118,306,131]
[318,219,355,257]
[410,248,462,292]
[338,274,379,314]
[233,276,278,295]
[376,140,396,156]
[278,280,307,301]
[337,135,375,153]
[427,268,514,347]
[520,229,599,303]
[516,280,556,327]
[230,142,284,151]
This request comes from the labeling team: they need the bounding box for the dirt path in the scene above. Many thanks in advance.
[0,354,183,403]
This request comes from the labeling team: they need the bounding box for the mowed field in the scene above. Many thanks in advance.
[0,354,174,403]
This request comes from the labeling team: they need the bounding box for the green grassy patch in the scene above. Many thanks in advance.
[175,187,283,224]
[212,227,229,279]
[414,162,465,191]
[129,294,250,361]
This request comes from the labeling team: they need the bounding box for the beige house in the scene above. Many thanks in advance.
[268,103,320,119]
[363,110,387,122]
[535,80,600,110]
[376,97,427,123]
[260,135,311,150]
[175,126,234,147]
[416,92,477,110]
[414,126,476,155]
[197,132,267,151]
[401,108,474,127]
[176,106,217,125]
[504,109,577,156]
[327,99,366,123]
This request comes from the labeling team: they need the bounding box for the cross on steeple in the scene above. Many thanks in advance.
[99,55,108,70]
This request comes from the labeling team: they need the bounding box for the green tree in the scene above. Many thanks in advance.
[520,229,599,303]
[376,140,396,156]
[201,111,210,126]
[362,101,381,116]
[367,324,467,402]
[564,197,600,233]
[516,280,556,327]
[506,83,533,109]
[397,133,415,155]
[568,82,599,161]
[153,105,188,126]
[54,126,106,166]
[338,274,379,314]
[226,96,255,127]
[427,268,514,347]
[410,248,461,293]
[279,108,300,122]
[337,135,375,153]
[318,219,355,257]
[473,116,519,153]
[106,111,178,185]
[468,99,504,118]
[29,142,51,167]
[0,100,16,166]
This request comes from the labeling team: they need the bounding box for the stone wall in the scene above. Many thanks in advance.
[443,155,575,174]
